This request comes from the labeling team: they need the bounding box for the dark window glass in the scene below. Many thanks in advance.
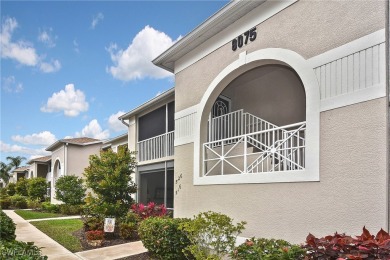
[138,106,166,141]
[168,102,175,132]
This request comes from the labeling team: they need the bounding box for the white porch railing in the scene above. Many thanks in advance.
[138,131,174,162]
[204,109,306,175]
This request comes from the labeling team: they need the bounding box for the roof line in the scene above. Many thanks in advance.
[119,87,174,120]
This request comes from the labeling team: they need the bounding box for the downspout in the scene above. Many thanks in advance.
[64,143,68,176]
[386,0,389,233]
[121,118,129,127]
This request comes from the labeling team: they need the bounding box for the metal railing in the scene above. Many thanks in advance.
[138,131,174,162]
[204,109,306,176]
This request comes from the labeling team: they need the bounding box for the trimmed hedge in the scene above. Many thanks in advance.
[138,217,192,260]
[0,240,48,260]
[9,195,28,209]
[231,237,305,260]
[0,210,16,241]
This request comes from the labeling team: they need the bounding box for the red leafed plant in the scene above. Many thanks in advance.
[131,202,167,219]
[85,230,104,241]
[303,226,390,259]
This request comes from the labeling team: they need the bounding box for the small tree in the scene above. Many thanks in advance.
[55,175,86,205]
[84,146,137,218]
[6,183,16,196]
[15,178,29,196]
[27,178,47,201]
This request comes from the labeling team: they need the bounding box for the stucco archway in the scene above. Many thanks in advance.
[194,48,320,185]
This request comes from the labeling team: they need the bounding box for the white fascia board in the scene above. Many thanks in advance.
[120,88,174,120]
[174,0,297,74]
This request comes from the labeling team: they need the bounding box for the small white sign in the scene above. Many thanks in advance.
[104,218,115,233]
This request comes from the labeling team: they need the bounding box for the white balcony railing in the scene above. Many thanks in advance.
[137,131,174,162]
[204,109,306,176]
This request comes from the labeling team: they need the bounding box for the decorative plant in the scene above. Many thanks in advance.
[138,217,192,260]
[303,226,390,259]
[55,175,86,205]
[15,178,29,196]
[119,212,142,239]
[27,177,47,201]
[231,237,305,260]
[82,215,104,232]
[0,210,16,241]
[0,240,47,260]
[83,147,137,218]
[85,230,104,241]
[179,211,246,260]
[9,194,28,209]
[131,202,167,219]
[6,183,16,196]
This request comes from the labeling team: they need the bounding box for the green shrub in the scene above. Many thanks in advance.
[27,198,42,210]
[55,175,86,205]
[118,212,142,240]
[41,202,59,213]
[27,178,47,201]
[0,197,11,209]
[7,183,16,196]
[15,178,29,196]
[0,210,16,241]
[10,195,28,209]
[0,187,9,197]
[83,216,104,231]
[231,237,305,260]
[84,147,137,219]
[179,211,246,260]
[0,240,47,259]
[138,217,192,260]
[119,222,138,240]
[58,204,82,215]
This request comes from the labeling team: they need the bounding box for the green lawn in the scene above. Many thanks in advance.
[31,219,83,252]
[14,209,65,220]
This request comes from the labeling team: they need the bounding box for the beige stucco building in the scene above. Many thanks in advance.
[147,0,388,243]
[120,89,175,208]
[46,137,103,203]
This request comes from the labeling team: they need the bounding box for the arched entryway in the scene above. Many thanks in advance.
[205,65,306,176]
[194,48,320,185]
[51,159,62,200]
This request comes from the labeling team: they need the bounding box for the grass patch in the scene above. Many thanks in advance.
[31,219,83,252]
[14,209,65,220]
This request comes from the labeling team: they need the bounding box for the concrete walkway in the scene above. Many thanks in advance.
[3,210,147,260]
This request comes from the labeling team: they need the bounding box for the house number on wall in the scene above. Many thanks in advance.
[232,27,257,51]
[175,173,183,195]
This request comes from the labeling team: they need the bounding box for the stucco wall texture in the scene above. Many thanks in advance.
[175,0,385,112]
[173,0,387,243]
[175,98,387,243]
[67,144,101,178]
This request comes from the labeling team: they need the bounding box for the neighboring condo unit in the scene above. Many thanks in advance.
[27,156,52,182]
[120,88,175,209]
[150,0,388,243]
[102,133,128,152]
[10,166,29,183]
[45,137,103,203]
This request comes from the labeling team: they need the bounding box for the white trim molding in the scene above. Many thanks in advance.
[174,0,297,74]
[193,48,320,185]
[309,29,386,111]
[175,104,199,146]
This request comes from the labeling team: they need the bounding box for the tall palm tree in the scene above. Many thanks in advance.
[0,162,12,185]
[6,156,26,170]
